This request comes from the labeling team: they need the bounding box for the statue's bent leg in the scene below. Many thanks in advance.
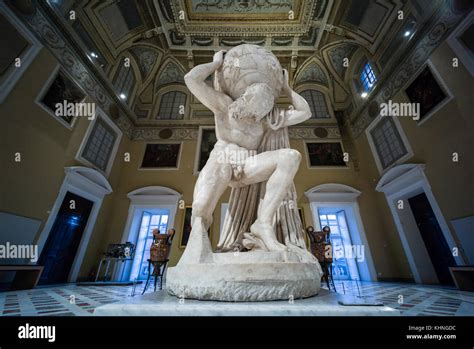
[191,158,232,230]
[240,148,302,251]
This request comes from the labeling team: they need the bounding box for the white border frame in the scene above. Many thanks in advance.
[305,183,377,281]
[137,141,183,171]
[75,106,122,177]
[34,65,87,130]
[194,125,215,175]
[447,11,474,77]
[366,113,414,174]
[403,59,454,126]
[35,167,113,283]
[0,1,42,104]
[376,164,465,284]
[303,140,351,170]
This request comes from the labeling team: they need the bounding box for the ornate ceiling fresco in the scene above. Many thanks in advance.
[6,0,472,140]
[158,0,323,49]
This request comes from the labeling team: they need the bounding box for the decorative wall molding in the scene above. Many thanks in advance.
[288,126,341,139]
[131,125,341,141]
[8,1,134,137]
[132,127,199,141]
[350,2,472,138]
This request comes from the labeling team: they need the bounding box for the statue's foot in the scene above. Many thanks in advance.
[242,233,267,251]
[249,221,287,252]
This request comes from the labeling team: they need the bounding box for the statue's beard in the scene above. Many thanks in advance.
[228,95,274,122]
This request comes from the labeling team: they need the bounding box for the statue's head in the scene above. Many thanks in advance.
[228,82,275,121]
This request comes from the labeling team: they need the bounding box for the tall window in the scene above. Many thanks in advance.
[81,117,118,172]
[157,91,187,120]
[300,90,330,119]
[360,62,377,92]
[130,211,170,281]
[113,61,135,103]
[319,211,359,281]
[369,116,408,170]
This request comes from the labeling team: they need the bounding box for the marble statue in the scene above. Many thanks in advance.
[167,44,322,301]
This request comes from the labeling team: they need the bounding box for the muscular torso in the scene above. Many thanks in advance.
[214,111,267,150]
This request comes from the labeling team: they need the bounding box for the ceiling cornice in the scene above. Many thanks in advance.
[349,0,472,138]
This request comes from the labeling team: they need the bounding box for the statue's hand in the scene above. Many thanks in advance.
[213,50,227,67]
[282,69,292,95]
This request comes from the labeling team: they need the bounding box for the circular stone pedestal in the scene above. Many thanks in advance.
[167,251,321,302]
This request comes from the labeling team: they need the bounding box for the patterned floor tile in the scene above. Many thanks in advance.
[0,281,472,316]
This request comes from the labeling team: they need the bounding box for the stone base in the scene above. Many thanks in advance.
[166,250,322,301]
[93,289,400,316]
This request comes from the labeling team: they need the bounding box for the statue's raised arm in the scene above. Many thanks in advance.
[184,50,233,114]
[280,69,313,127]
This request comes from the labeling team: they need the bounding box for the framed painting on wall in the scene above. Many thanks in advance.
[36,66,87,129]
[179,206,211,248]
[194,126,217,174]
[298,207,305,228]
[305,141,347,168]
[0,2,41,104]
[179,207,193,248]
[140,143,182,169]
[404,61,452,124]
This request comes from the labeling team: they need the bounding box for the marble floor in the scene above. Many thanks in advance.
[0,281,472,316]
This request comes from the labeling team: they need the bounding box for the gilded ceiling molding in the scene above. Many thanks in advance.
[154,0,326,52]
[350,2,472,138]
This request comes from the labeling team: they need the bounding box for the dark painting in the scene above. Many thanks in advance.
[306,142,346,167]
[405,66,447,121]
[179,207,211,247]
[141,143,181,168]
[197,128,217,172]
[40,69,86,124]
[180,207,193,247]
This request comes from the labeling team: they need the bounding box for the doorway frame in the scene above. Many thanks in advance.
[36,166,113,282]
[305,183,377,281]
[115,186,182,281]
[376,163,464,284]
